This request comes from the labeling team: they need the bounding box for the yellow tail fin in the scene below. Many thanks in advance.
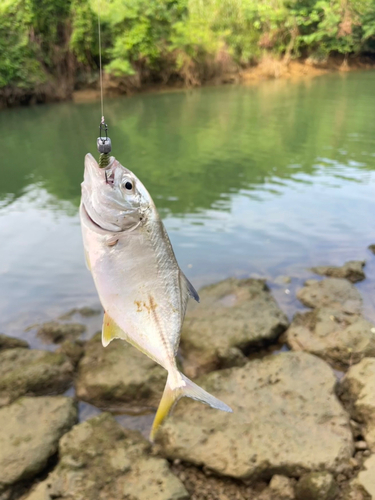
[150,372,232,442]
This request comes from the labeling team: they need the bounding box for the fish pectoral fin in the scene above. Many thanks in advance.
[102,312,127,347]
[84,249,91,271]
[150,372,232,442]
[180,271,199,303]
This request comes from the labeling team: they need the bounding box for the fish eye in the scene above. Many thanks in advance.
[122,180,133,191]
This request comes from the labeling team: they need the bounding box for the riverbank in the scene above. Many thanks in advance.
[1,247,375,499]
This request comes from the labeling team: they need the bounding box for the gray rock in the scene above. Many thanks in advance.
[23,413,188,500]
[295,472,338,500]
[155,352,353,479]
[0,349,74,407]
[297,278,362,313]
[340,358,375,452]
[0,334,28,351]
[37,321,86,344]
[311,261,366,283]
[76,333,166,410]
[181,278,289,377]
[0,396,77,492]
[286,308,375,367]
[349,454,375,499]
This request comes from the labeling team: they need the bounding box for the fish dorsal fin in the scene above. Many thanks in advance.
[102,312,127,347]
[180,271,199,303]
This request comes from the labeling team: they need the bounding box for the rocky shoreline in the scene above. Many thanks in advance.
[1,246,375,499]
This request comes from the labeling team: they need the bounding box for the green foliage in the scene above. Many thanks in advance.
[2,0,375,94]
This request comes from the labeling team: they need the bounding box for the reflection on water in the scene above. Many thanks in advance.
[0,71,375,341]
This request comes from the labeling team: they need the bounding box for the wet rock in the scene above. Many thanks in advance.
[297,278,362,313]
[268,475,295,499]
[56,339,84,366]
[0,396,77,493]
[340,358,375,452]
[286,308,375,367]
[295,472,338,500]
[0,348,73,407]
[37,321,86,344]
[274,275,292,285]
[368,244,375,255]
[0,334,28,351]
[155,352,353,480]
[181,278,289,376]
[311,261,366,283]
[59,307,101,319]
[23,413,188,500]
[76,333,166,410]
[349,454,375,499]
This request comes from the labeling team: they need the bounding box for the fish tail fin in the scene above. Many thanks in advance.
[150,371,232,442]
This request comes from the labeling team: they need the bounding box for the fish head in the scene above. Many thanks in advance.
[81,153,155,232]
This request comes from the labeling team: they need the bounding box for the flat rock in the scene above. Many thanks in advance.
[0,349,74,407]
[349,454,375,498]
[0,396,77,492]
[155,352,353,480]
[37,321,86,344]
[23,413,188,500]
[0,334,28,351]
[181,278,289,376]
[311,261,366,283]
[76,333,166,410]
[286,308,375,367]
[297,278,362,313]
[340,358,375,452]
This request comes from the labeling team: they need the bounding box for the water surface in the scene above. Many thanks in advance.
[1,71,374,345]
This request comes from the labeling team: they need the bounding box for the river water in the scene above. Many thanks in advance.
[0,71,374,347]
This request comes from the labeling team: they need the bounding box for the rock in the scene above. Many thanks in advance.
[181,278,289,376]
[37,321,86,344]
[0,334,28,351]
[0,348,74,407]
[286,308,375,367]
[0,396,77,492]
[295,472,338,500]
[274,275,292,285]
[56,339,84,366]
[349,454,375,499]
[155,352,353,480]
[76,333,166,410]
[297,278,362,313]
[368,244,375,255]
[340,358,375,451]
[23,413,188,500]
[269,475,295,499]
[59,307,101,319]
[311,261,366,283]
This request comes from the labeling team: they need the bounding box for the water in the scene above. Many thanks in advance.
[0,71,375,347]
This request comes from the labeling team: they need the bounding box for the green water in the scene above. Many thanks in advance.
[0,71,374,345]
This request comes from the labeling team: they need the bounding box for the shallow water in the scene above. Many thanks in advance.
[0,71,374,347]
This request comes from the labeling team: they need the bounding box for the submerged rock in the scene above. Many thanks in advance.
[56,339,84,366]
[23,413,188,500]
[368,244,375,255]
[37,321,86,344]
[181,278,289,376]
[311,261,366,283]
[155,352,353,480]
[76,333,166,410]
[0,348,73,407]
[0,397,77,493]
[0,333,28,351]
[286,308,375,367]
[295,472,338,500]
[340,358,375,452]
[297,278,362,313]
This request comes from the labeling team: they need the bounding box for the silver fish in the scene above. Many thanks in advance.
[80,154,232,440]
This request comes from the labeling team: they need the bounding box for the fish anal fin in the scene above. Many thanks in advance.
[180,271,199,303]
[102,312,126,347]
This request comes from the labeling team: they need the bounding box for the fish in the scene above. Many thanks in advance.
[80,153,232,440]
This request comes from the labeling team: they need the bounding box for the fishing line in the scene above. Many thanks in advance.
[97,0,112,168]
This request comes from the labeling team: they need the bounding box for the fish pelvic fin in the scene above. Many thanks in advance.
[150,371,232,442]
[102,312,125,347]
